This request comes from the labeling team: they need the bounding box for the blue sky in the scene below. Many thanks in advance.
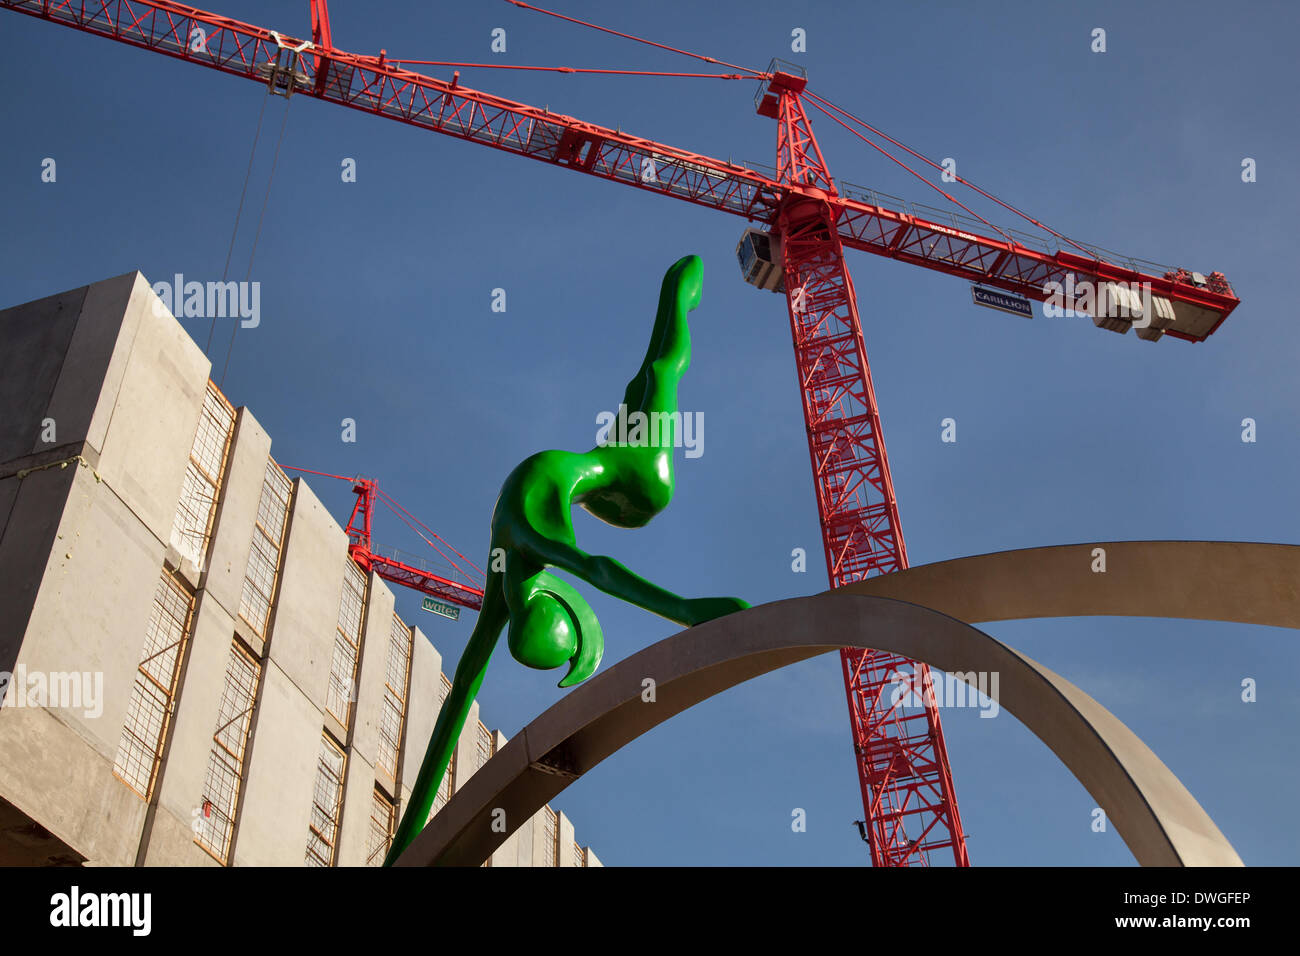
[2,0,1297,866]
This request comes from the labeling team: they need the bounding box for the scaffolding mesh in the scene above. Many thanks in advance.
[238,460,292,635]
[305,734,346,866]
[376,614,412,777]
[113,571,193,798]
[325,561,366,723]
[543,808,558,868]
[169,384,234,570]
[366,787,396,866]
[195,641,260,863]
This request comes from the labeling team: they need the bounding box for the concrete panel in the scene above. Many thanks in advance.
[141,807,220,867]
[16,464,166,751]
[0,283,87,466]
[585,847,602,867]
[233,661,322,867]
[351,575,397,766]
[399,627,443,796]
[49,273,152,461]
[454,699,480,787]
[146,592,239,863]
[507,814,533,867]
[0,465,77,670]
[557,812,576,867]
[336,751,378,867]
[530,809,555,867]
[0,793,85,865]
[91,274,210,546]
[0,704,146,866]
[267,478,348,711]
[200,408,272,624]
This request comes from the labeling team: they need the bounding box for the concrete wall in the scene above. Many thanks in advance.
[0,272,210,865]
[0,282,90,468]
[141,590,239,867]
[335,750,379,867]
[200,408,272,632]
[0,703,146,867]
[267,478,348,713]
[509,814,535,867]
[0,273,606,868]
[400,627,443,799]
[140,407,275,867]
[88,277,208,550]
[531,809,556,867]
[336,572,396,867]
[232,660,322,867]
[351,574,397,769]
[455,700,483,788]
[558,812,576,867]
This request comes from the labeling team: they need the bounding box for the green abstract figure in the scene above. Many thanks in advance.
[384,255,748,865]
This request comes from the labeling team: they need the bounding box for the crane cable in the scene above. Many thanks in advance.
[806,90,1097,258]
[804,98,1014,245]
[218,95,291,389]
[388,59,753,80]
[278,466,486,583]
[377,487,486,579]
[205,89,269,357]
[378,496,483,583]
[503,0,767,77]
[500,1,1086,257]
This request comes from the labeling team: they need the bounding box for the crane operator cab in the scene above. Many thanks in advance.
[736,228,786,293]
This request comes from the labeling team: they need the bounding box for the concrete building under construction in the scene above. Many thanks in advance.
[0,272,601,868]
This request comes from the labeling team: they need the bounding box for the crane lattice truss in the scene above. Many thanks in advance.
[344,477,484,612]
[279,466,486,611]
[3,0,1241,866]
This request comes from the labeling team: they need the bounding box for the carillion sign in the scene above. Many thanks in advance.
[422,597,461,621]
[971,285,1033,319]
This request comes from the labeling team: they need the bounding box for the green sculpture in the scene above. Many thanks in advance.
[384,254,748,865]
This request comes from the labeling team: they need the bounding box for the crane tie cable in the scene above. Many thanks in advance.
[806,90,1095,257]
[219,96,291,389]
[388,59,753,80]
[206,89,270,357]
[805,98,1013,244]
[503,0,766,77]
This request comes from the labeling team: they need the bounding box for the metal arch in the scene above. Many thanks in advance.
[839,540,1300,629]
[393,538,1300,867]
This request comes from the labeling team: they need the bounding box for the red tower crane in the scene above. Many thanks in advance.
[281,466,485,614]
[1,0,1241,866]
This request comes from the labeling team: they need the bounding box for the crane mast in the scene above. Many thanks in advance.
[768,65,965,864]
[1,0,1245,866]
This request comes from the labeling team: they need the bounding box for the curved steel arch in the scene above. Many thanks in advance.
[396,541,1298,867]
[840,540,1300,628]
